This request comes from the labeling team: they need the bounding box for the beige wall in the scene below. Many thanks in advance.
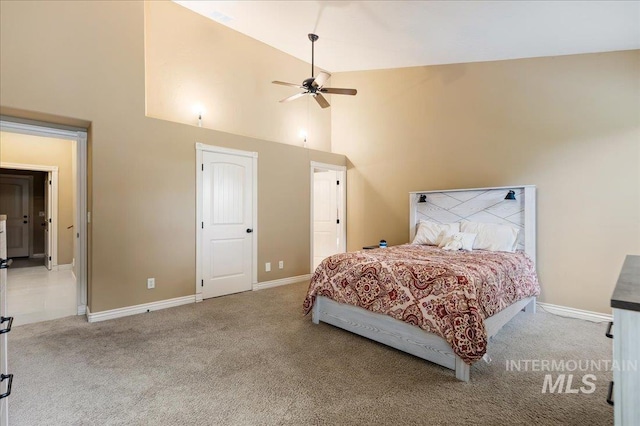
[0,132,75,264]
[1,0,636,316]
[331,50,640,314]
[145,1,331,151]
[0,0,343,312]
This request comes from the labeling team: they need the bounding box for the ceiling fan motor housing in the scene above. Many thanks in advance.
[303,77,316,91]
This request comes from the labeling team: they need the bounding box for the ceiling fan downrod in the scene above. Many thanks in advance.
[308,33,318,78]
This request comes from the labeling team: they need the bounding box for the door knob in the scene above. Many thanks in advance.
[246,228,253,233]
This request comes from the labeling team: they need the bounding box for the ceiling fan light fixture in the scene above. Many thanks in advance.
[272,33,357,109]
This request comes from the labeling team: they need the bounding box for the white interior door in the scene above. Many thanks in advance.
[201,151,254,299]
[44,175,52,270]
[313,169,339,270]
[0,176,30,258]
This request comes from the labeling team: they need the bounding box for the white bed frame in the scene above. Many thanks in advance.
[311,186,537,381]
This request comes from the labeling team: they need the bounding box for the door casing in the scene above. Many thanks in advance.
[195,143,258,301]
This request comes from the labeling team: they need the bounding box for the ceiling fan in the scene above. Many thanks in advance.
[272,34,357,109]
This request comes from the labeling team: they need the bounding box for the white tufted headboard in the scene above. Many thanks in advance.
[409,186,536,264]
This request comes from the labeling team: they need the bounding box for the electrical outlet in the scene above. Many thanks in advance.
[279,261,284,269]
[265,262,271,272]
[147,278,155,289]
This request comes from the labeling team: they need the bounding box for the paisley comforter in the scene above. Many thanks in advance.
[303,245,540,364]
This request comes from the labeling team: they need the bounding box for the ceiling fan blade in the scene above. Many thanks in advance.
[279,92,307,103]
[272,81,303,88]
[313,71,331,88]
[313,93,330,109]
[320,88,357,96]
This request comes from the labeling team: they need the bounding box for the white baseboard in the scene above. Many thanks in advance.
[195,275,309,300]
[77,304,86,315]
[86,295,196,323]
[31,253,45,258]
[537,302,612,323]
[52,263,73,271]
[253,274,312,291]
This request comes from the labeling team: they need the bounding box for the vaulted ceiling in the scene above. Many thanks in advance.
[175,1,640,72]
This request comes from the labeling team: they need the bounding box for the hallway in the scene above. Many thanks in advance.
[6,266,76,326]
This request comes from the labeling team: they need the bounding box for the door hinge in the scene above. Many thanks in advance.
[77,233,80,238]
[201,222,204,229]
[201,164,204,171]
[201,279,204,287]
[49,218,52,223]
[336,180,340,185]
[336,219,340,224]
[49,180,52,185]
[49,256,52,261]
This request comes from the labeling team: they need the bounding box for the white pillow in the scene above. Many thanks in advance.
[412,220,460,246]
[460,220,520,252]
[438,232,477,251]
[434,226,459,246]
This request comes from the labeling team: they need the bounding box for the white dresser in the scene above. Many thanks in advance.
[0,215,11,426]
[610,255,640,426]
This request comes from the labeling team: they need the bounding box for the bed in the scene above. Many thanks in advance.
[304,186,540,381]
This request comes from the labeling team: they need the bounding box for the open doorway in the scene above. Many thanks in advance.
[0,120,87,324]
[0,170,48,268]
[310,162,346,272]
[0,166,59,271]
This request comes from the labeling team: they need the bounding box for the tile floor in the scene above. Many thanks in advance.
[6,266,77,325]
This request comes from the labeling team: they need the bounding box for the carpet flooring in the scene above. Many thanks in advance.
[7,281,613,425]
